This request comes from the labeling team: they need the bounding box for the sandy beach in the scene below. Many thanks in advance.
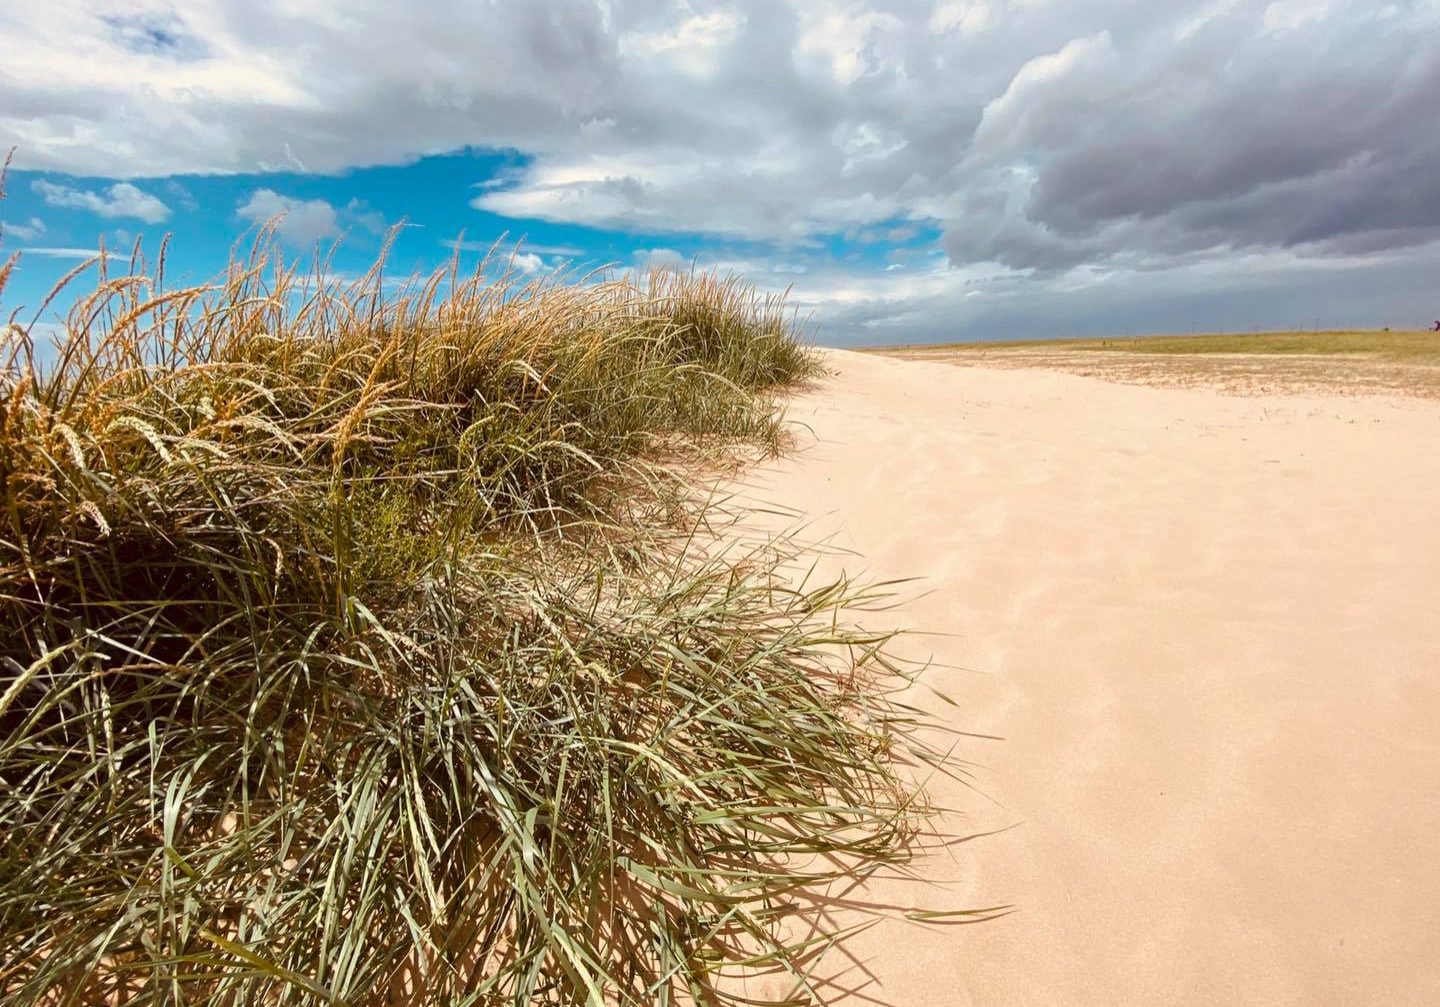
[732,349,1440,1006]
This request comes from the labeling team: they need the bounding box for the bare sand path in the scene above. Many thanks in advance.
[730,350,1440,1006]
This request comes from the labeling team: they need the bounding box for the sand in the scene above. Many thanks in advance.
[728,350,1440,1006]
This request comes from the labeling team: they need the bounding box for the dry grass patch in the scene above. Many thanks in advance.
[0,218,962,1005]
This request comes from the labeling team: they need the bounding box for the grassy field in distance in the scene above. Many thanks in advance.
[870,330,1440,397]
[872,329,1440,361]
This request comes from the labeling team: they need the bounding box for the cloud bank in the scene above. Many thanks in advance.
[4,0,1438,340]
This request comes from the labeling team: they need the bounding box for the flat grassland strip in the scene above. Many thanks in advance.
[871,330,1440,398]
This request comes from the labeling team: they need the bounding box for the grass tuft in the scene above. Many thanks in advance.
[0,214,950,1005]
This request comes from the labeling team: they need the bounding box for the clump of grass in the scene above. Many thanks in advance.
[0,219,946,1005]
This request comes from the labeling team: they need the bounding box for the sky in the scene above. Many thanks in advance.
[2,0,1438,346]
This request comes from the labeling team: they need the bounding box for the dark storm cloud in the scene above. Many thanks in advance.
[986,4,1440,266]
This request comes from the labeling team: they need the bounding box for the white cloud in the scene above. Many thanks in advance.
[32,180,171,223]
[3,216,46,241]
[633,247,688,271]
[14,246,112,259]
[235,190,387,245]
[619,9,743,75]
[236,189,339,245]
[474,146,908,243]
[795,8,904,84]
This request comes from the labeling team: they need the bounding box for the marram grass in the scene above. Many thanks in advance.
[0,223,954,1004]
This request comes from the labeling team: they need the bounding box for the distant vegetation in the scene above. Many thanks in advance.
[873,329,1440,398]
[878,329,1440,364]
[0,218,949,1004]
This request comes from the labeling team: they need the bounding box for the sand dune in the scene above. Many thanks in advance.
[730,349,1440,1006]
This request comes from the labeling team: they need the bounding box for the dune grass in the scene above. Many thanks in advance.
[0,220,950,1005]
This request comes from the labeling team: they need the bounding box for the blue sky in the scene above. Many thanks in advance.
[3,1,1439,345]
[1,151,712,294]
[3,148,946,341]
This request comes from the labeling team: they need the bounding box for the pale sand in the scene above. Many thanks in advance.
[730,350,1440,1005]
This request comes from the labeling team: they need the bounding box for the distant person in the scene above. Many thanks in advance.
[1433,320,1440,332]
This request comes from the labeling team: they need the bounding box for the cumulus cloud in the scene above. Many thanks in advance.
[633,247,689,270]
[32,180,171,223]
[2,216,47,241]
[4,0,1439,337]
[236,190,339,245]
[236,190,388,245]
